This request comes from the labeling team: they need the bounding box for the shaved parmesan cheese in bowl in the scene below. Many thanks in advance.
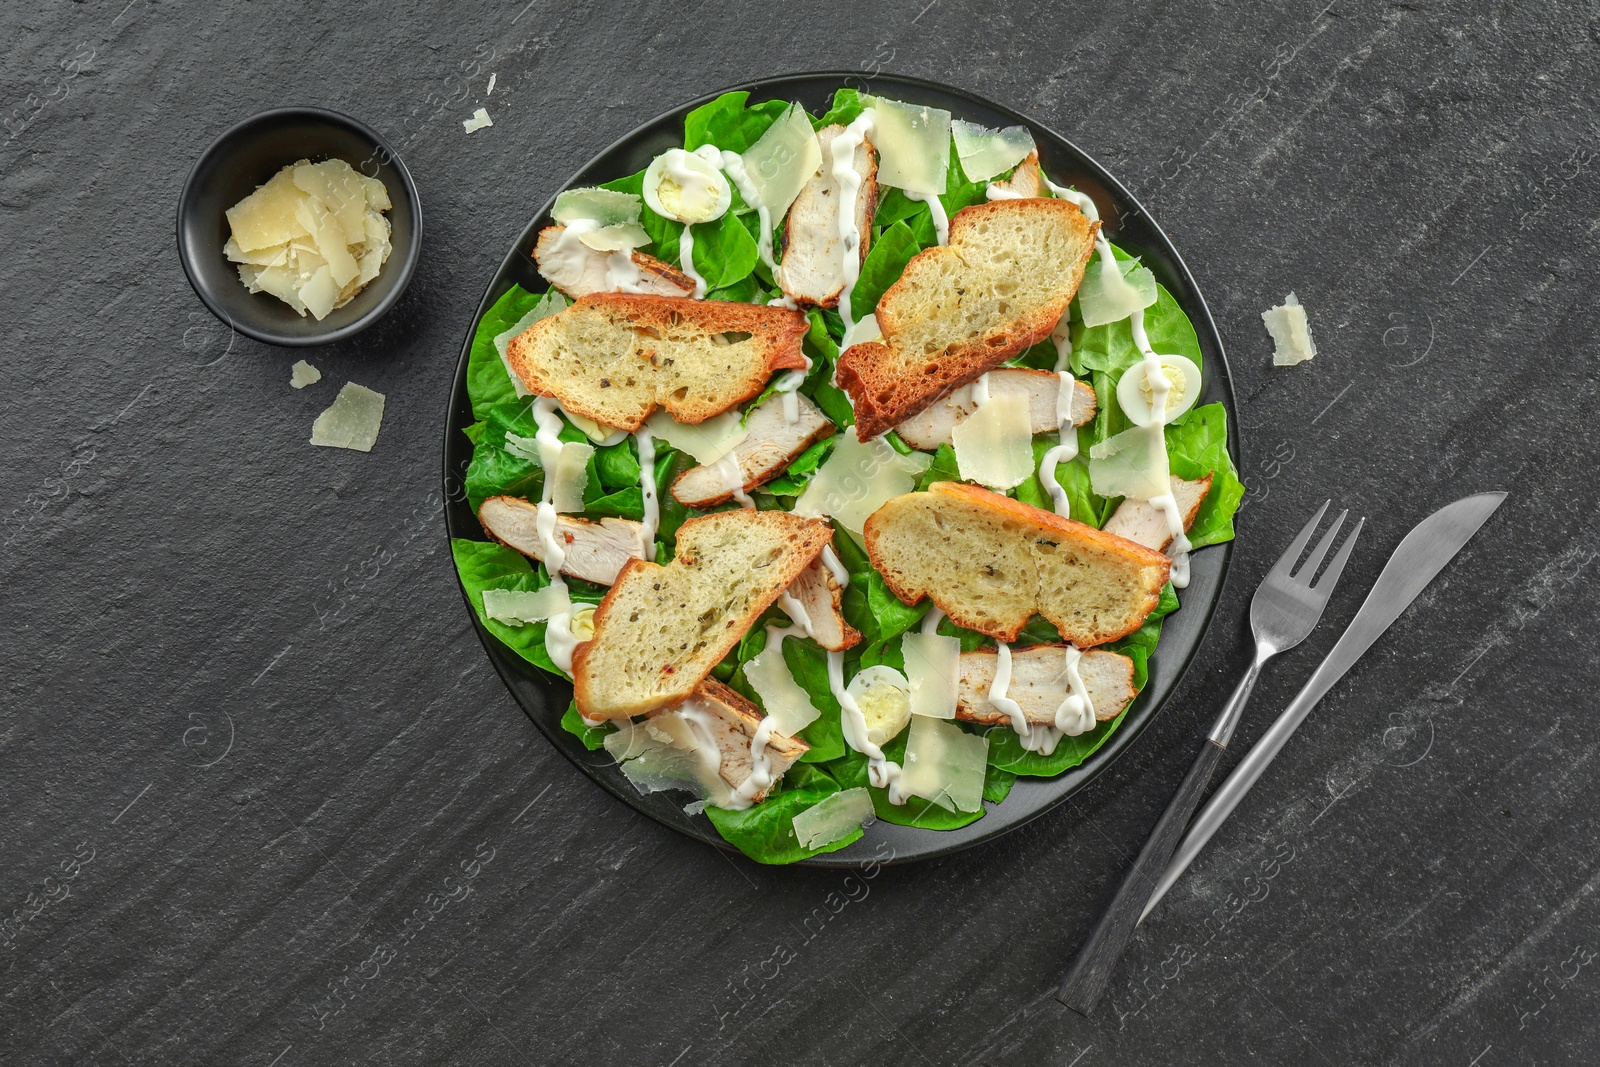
[177,107,421,347]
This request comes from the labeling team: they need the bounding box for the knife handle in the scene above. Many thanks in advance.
[1057,738,1227,1016]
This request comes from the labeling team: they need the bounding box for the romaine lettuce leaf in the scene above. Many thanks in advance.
[813,88,865,128]
[1165,403,1244,549]
[706,763,861,864]
[466,285,543,421]
[560,700,611,750]
[850,218,922,321]
[683,91,790,154]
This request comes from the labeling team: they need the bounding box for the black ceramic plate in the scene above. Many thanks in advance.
[443,72,1240,867]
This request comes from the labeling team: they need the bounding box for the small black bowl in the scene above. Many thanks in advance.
[177,107,421,347]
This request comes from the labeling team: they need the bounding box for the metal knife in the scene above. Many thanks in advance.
[1139,490,1507,922]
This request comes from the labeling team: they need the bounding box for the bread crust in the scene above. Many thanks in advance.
[571,510,834,718]
[837,199,1099,440]
[506,293,809,430]
[863,482,1170,645]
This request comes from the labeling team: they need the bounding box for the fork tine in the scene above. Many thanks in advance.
[1294,509,1347,581]
[1269,500,1331,579]
[1310,515,1364,593]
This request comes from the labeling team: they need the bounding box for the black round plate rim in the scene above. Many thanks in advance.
[175,105,423,349]
[441,70,1241,868]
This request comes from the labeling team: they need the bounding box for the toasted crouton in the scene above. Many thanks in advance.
[863,482,1170,646]
[671,392,834,508]
[1102,475,1213,553]
[955,645,1137,726]
[836,198,1099,440]
[533,225,696,299]
[505,294,808,431]
[478,497,648,586]
[777,124,877,308]
[894,368,1096,450]
[573,510,834,718]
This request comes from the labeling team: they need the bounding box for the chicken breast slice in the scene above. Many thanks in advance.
[781,554,860,652]
[776,125,877,308]
[987,150,1044,199]
[630,679,807,803]
[533,225,696,300]
[894,368,1096,450]
[671,392,834,508]
[954,646,1137,725]
[478,495,649,585]
[1102,475,1213,553]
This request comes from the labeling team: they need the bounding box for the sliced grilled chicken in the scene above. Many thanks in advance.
[478,495,648,586]
[988,150,1043,198]
[671,392,834,507]
[776,124,877,308]
[1102,475,1213,553]
[893,367,1096,450]
[533,225,696,300]
[641,679,808,803]
[781,554,860,652]
[954,645,1137,726]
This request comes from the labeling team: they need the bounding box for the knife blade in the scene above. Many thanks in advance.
[1139,490,1507,922]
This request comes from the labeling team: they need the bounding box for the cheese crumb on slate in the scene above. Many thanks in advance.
[487,73,496,94]
[290,359,321,389]
[1263,292,1318,366]
[463,107,493,134]
[310,382,385,451]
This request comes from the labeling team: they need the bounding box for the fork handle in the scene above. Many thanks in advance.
[1057,738,1227,1016]
[1208,651,1266,747]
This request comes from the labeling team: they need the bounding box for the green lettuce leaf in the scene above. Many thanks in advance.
[683,91,790,154]
[813,88,865,128]
[827,733,986,831]
[560,701,611,750]
[1165,403,1244,548]
[450,538,563,676]
[466,285,541,421]
[851,219,921,321]
[706,763,861,864]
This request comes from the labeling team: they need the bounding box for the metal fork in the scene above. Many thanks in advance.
[1057,501,1363,1016]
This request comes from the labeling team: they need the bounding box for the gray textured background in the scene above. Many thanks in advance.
[4,1,1598,1064]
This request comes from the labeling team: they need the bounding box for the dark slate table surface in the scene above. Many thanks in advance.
[4,1,1598,1064]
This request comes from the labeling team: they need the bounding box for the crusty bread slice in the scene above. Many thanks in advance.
[573,510,834,718]
[986,150,1043,199]
[777,124,877,308]
[477,496,647,586]
[863,482,1171,645]
[506,294,809,431]
[837,198,1099,440]
[954,645,1136,726]
[645,679,808,802]
[533,226,696,299]
[1102,475,1212,553]
[894,368,1095,450]
[671,392,834,508]
[782,554,860,652]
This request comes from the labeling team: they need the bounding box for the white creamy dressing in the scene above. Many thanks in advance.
[1128,314,1192,588]
[905,189,948,245]
[1037,317,1080,518]
[715,450,755,508]
[1030,176,1191,583]
[819,545,850,588]
[721,150,779,276]
[545,219,646,293]
[1053,645,1096,736]
[832,648,909,801]
[988,641,1062,755]
[984,183,1024,201]
[678,223,706,298]
[531,397,580,673]
[920,605,946,636]
[675,702,741,808]
[831,110,877,331]
[668,144,732,299]
[634,426,658,547]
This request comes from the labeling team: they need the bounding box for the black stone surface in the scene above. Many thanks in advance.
[3,2,1597,1064]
